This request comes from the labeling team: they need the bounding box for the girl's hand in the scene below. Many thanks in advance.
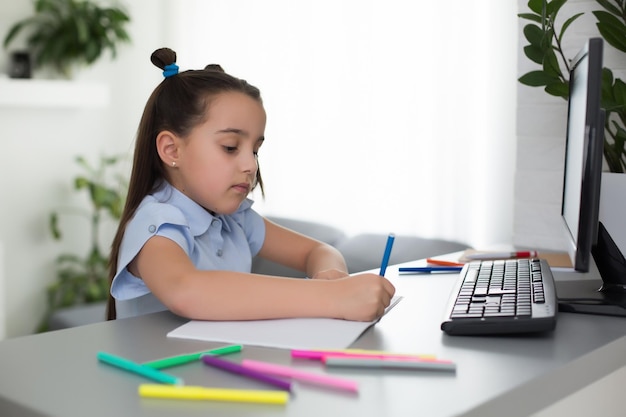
[331,273,396,322]
[311,269,350,280]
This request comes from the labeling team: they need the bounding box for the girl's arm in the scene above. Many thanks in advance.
[257,217,349,279]
[132,235,395,322]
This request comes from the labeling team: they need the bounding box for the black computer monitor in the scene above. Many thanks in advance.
[560,38,604,273]
[558,38,626,316]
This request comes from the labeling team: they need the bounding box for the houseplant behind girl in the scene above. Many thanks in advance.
[107,48,395,322]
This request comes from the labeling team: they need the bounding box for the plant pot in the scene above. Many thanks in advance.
[8,51,31,79]
[47,301,106,331]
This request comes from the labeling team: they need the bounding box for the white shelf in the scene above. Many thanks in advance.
[0,78,110,108]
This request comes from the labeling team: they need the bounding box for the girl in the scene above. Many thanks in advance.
[107,47,395,322]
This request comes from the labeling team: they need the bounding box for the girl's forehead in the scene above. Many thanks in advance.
[211,91,261,108]
[202,91,266,132]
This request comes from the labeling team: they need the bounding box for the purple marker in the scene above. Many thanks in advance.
[201,355,292,392]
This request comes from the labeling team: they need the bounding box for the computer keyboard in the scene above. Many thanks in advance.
[441,258,557,335]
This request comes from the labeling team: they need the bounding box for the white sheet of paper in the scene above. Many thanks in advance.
[167,296,402,350]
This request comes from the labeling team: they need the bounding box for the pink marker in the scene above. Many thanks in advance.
[241,359,358,393]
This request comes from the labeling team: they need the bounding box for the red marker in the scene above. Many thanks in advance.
[465,250,538,260]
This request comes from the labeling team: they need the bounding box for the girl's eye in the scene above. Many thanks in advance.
[223,146,238,153]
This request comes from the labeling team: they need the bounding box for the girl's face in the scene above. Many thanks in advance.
[170,91,266,214]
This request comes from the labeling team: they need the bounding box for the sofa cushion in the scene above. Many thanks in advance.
[251,216,347,278]
[335,233,468,274]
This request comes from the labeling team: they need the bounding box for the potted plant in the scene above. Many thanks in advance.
[2,0,131,78]
[39,155,126,332]
[518,0,626,173]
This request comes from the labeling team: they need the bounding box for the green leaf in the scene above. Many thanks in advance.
[597,26,626,53]
[520,71,562,88]
[523,44,545,65]
[542,48,563,79]
[594,10,626,53]
[559,13,584,43]
[601,69,619,109]
[74,176,90,190]
[3,19,35,48]
[605,122,626,172]
[613,121,626,139]
[542,26,556,49]
[60,289,76,308]
[85,40,100,63]
[49,212,61,240]
[523,24,545,47]
[527,0,545,15]
[85,282,104,302]
[56,253,83,266]
[545,81,569,98]
[91,184,118,209]
[75,155,91,171]
[518,13,542,24]
[612,78,626,109]
[102,156,119,165]
[593,10,626,32]
[109,197,123,219]
[47,283,59,302]
[546,0,567,18]
[595,0,623,17]
[593,10,626,30]
[602,67,615,86]
[74,14,89,44]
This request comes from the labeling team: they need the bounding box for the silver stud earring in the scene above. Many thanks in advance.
[172,161,176,167]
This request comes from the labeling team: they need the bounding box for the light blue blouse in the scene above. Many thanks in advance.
[110,181,265,318]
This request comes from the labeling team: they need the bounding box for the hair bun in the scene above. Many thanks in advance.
[204,64,225,73]
[151,48,177,70]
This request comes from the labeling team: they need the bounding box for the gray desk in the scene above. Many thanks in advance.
[0,259,624,417]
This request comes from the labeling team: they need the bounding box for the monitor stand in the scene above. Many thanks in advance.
[556,222,626,317]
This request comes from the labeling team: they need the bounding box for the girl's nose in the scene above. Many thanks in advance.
[242,152,258,174]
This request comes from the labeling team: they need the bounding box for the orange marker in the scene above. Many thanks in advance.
[426,258,465,267]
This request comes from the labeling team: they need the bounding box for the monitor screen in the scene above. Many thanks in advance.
[560,37,604,272]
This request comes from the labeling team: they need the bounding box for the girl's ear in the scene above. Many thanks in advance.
[156,131,180,167]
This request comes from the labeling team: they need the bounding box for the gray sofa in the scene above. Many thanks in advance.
[253,216,468,276]
[48,216,467,330]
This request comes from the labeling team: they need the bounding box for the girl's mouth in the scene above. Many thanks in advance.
[232,183,250,194]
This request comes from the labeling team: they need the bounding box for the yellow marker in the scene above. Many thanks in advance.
[138,384,289,405]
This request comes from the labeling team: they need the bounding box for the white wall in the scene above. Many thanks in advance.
[171,0,518,246]
[514,0,626,250]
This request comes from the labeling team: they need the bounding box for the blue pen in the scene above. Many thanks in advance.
[379,234,395,276]
[398,266,463,274]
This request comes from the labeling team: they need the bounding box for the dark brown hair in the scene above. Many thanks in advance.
[106,48,264,320]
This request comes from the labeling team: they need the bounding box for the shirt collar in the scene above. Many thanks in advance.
[153,181,254,236]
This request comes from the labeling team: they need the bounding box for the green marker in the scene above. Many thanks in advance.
[142,344,243,369]
[96,351,183,385]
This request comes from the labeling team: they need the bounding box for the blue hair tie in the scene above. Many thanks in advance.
[163,63,179,78]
